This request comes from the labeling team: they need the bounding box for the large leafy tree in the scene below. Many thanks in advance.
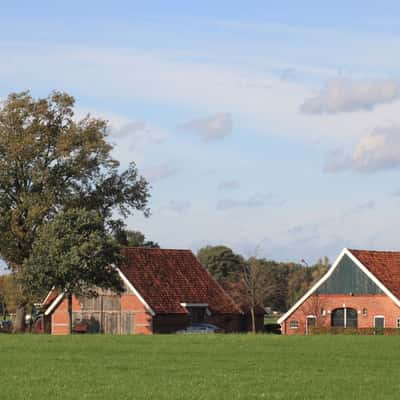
[115,229,160,248]
[197,245,243,282]
[22,208,124,334]
[0,91,149,331]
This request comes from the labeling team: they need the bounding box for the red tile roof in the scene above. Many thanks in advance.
[120,248,241,315]
[349,249,400,299]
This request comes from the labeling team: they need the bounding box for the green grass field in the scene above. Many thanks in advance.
[1,334,400,399]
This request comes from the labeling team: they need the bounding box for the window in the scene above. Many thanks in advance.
[331,308,358,328]
[397,318,400,329]
[362,308,368,317]
[180,303,208,324]
[289,320,299,329]
[187,307,206,323]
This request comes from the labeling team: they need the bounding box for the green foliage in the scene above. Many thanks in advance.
[0,91,149,272]
[0,335,400,399]
[197,245,243,281]
[22,208,124,297]
[115,229,160,248]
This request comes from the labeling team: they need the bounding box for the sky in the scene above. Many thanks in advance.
[1,1,400,272]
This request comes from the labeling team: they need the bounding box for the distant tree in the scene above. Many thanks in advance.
[0,91,149,332]
[0,274,19,317]
[197,246,243,282]
[115,229,160,248]
[239,257,274,333]
[22,209,124,334]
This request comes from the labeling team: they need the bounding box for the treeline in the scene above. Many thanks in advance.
[197,246,329,312]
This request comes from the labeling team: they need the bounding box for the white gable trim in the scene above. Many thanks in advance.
[44,293,65,316]
[278,248,400,324]
[41,287,56,306]
[117,268,155,316]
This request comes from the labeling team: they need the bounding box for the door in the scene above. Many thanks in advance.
[306,316,316,335]
[331,308,358,328]
[374,316,385,330]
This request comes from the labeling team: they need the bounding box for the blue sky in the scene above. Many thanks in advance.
[1,1,400,271]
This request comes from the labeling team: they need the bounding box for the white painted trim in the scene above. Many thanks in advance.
[41,287,56,306]
[374,315,385,328]
[44,293,65,316]
[117,268,155,316]
[278,248,400,324]
[180,303,208,308]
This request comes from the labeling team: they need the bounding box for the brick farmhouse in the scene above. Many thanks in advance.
[41,248,262,335]
[279,248,400,334]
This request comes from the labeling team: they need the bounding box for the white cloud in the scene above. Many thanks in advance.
[325,125,400,173]
[179,113,232,141]
[109,120,168,148]
[301,78,400,114]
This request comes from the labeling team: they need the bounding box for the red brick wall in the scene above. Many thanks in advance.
[121,294,152,334]
[51,293,153,335]
[51,296,82,335]
[50,294,248,335]
[282,294,400,335]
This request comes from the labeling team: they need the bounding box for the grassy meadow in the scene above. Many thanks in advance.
[0,334,400,399]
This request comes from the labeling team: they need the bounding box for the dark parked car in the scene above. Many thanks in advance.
[176,323,223,334]
[0,320,12,332]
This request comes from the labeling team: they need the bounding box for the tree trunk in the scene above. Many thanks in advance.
[14,304,26,333]
[250,306,256,333]
[68,292,73,335]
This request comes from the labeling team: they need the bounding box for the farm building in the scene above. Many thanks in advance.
[279,248,400,334]
[41,248,261,335]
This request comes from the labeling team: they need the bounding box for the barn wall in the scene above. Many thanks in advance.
[282,293,400,335]
[50,292,153,335]
[51,296,82,335]
[121,294,153,334]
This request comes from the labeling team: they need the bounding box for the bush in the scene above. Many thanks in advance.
[264,323,281,334]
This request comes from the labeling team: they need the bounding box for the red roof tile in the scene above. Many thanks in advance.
[349,249,400,299]
[120,248,241,315]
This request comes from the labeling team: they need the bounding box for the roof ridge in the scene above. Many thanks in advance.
[124,247,192,252]
[349,248,400,254]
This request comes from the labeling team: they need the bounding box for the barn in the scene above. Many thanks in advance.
[41,248,249,335]
[278,248,400,334]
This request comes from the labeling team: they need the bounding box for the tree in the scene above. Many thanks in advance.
[115,229,160,248]
[22,208,124,334]
[240,257,274,333]
[0,91,149,331]
[197,245,243,282]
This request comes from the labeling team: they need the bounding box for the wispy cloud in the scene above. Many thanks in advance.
[178,113,233,141]
[158,200,191,214]
[218,179,240,191]
[325,125,400,173]
[301,78,400,114]
[142,163,180,183]
[216,192,285,211]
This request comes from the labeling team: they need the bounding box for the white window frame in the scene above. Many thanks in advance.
[374,315,385,328]
[397,318,400,329]
[289,320,299,329]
